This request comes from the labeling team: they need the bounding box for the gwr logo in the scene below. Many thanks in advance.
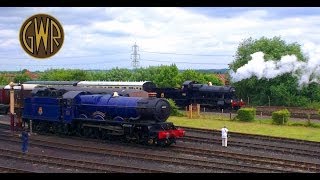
[19,14,64,59]
[38,107,43,115]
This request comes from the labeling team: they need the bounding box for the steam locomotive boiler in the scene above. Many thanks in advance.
[22,87,185,146]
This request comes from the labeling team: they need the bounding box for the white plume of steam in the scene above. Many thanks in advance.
[230,42,320,87]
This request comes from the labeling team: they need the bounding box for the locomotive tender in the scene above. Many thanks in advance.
[22,87,185,146]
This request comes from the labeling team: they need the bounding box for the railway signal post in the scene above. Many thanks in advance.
[9,82,15,132]
[16,84,23,129]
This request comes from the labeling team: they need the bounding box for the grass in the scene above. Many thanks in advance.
[168,115,320,142]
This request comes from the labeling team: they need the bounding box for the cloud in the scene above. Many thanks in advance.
[1,7,320,71]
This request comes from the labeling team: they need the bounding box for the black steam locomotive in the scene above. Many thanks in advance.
[22,87,185,146]
[153,81,244,110]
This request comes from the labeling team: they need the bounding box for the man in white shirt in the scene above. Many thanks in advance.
[221,126,228,147]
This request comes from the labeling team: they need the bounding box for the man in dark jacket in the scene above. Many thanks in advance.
[21,129,29,154]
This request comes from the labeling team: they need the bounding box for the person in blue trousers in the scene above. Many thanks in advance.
[21,129,29,154]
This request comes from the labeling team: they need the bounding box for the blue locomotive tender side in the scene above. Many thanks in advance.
[23,97,63,122]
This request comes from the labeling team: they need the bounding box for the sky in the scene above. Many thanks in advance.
[1,7,320,71]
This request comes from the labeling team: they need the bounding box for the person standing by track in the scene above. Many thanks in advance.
[21,128,29,154]
[221,126,228,147]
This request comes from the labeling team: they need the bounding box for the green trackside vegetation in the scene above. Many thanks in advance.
[168,115,320,142]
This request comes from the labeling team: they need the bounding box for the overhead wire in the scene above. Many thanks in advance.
[0,49,232,69]
[140,50,233,57]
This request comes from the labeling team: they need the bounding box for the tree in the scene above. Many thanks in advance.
[152,64,180,88]
[229,36,311,107]
[230,37,306,71]
[178,70,222,86]
[14,73,31,83]
[39,69,89,81]
[0,74,9,85]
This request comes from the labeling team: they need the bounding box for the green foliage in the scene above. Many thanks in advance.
[38,64,222,89]
[272,109,291,125]
[229,36,314,107]
[166,98,184,117]
[178,69,222,86]
[0,74,9,85]
[230,36,306,72]
[150,64,180,88]
[104,68,133,81]
[306,102,320,110]
[236,108,256,122]
[14,73,31,83]
[39,69,89,81]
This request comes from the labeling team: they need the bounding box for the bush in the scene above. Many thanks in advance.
[272,109,290,125]
[166,98,184,117]
[236,108,256,122]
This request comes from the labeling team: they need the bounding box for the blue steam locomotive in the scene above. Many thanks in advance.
[22,87,185,146]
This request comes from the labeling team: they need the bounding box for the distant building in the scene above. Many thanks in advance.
[216,74,230,85]
[2,69,39,83]
[24,70,39,79]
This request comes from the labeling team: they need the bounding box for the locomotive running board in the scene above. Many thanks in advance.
[82,123,124,134]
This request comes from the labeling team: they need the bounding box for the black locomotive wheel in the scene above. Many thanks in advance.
[57,124,69,135]
[75,123,83,137]
[83,127,93,138]
[101,130,109,140]
[31,121,38,132]
[48,123,55,134]
[134,133,141,143]
[93,129,101,139]
[36,122,47,134]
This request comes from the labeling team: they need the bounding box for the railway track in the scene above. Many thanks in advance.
[0,147,164,173]
[182,126,320,147]
[0,130,315,173]
[170,145,320,172]
[0,165,36,173]
[192,106,320,120]
[180,127,320,158]
[255,106,320,120]
[0,133,260,173]
[0,123,318,172]
[181,135,320,160]
[0,126,166,173]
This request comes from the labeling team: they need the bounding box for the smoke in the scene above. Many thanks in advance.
[230,42,320,87]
